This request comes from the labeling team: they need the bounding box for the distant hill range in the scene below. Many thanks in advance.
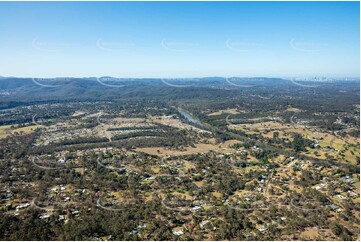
[0,76,359,109]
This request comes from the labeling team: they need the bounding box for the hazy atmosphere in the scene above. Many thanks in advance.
[0,1,359,78]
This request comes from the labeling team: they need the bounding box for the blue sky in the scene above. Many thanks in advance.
[0,1,359,78]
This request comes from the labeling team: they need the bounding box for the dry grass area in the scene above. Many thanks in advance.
[0,125,12,138]
[233,190,255,198]
[150,115,210,133]
[71,111,85,117]
[12,125,39,134]
[212,191,222,198]
[208,108,245,116]
[0,124,40,139]
[74,168,85,175]
[300,227,321,240]
[285,107,302,112]
[136,144,217,157]
[172,191,193,199]
[194,181,205,187]
[271,154,286,163]
[112,117,146,124]
[229,121,287,132]
[230,121,314,137]
[263,130,287,139]
[150,166,161,174]
[300,227,334,240]
[106,190,135,202]
[183,160,196,170]
[229,119,359,163]
[149,115,185,128]
[135,140,242,157]
[157,190,192,200]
